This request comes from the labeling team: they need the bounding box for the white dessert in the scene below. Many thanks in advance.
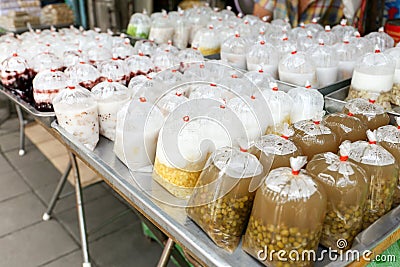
[149,27,174,44]
[221,52,246,70]
[98,98,129,141]
[173,26,190,50]
[54,102,99,151]
[337,61,355,80]
[394,69,400,84]
[278,71,318,87]
[33,88,62,103]
[247,63,278,78]
[351,71,394,92]
[316,66,338,87]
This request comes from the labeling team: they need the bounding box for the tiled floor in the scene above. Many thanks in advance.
[0,113,173,267]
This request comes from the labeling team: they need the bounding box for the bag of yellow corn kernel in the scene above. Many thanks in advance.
[186,146,264,253]
[376,116,400,208]
[348,130,399,229]
[242,156,327,267]
[306,141,369,252]
[250,123,302,173]
[342,95,390,131]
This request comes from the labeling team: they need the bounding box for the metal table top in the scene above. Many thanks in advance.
[50,121,400,267]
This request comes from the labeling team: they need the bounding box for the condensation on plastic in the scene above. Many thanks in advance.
[186,147,263,252]
[53,84,99,151]
[242,156,327,267]
[114,97,164,171]
[306,141,368,251]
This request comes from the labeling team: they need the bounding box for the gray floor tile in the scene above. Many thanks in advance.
[0,170,30,202]
[41,249,83,267]
[57,194,139,243]
[0,192,45,237]
[90,223,167,267]
[0,153,14,174]
[0,131,34,153]
[0,221,78,267]
[5,146,47,170]
[35,182,109,215]
[0,117,20,136]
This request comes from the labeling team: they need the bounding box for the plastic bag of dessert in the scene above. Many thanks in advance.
[63,50,88,68]
[130,77,164,103]
[30,51,64,75]
[365,27,395,52]
[288,22,307,40]
[53,83,99,151]
[306,141,368,251]
[133,40,158,56]
[172,10,190,50]
[316,25,338,46]
[112,38,135,60]
[259,82,293,134]
[114,97,164,171]
[332,19,355,41]
[348,130,398,229]
[308,39,339,87]
[156,40,180,56]
[0,52,34,103]
[334,37,361,80]
[342,96,390,130]
[186,9,209,45]
[127,10,151,39]
[290,111,339,160]
[305,18,324,35]
[87,44,112,67]
[250,124,302,173]
[186,146,264,252]
[151,49,178,72]
[98,56,129,86]
[64,60,103,90]
[127,75,149,96]
[149,11,174,45]
[192,25,221,56]
[246,40,279,78]
[188,83,227,104]
[270,18,291,32]
[278,49,318,87]
[323,112,368,143]
[0,38,19,64]
[125,51,155,79]
[275,35,297,60]
[243,69,276,91]
[237,19,259,39]
[376,117,400,207]
[243,156,327,267]
[91,79,130,141]
[152,68,183,88]
[32,69,67,112]
[348,46,395,110]
[287,81,324,123]
[350,31,374,54]
[220,32,250,70]
[156,89,188,117]
[386,47,400,106]
[177,46,204,71]
[296,30,315,52]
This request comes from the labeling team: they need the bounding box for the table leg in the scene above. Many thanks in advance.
[69,152,91,267]
[15,104,25,156]
[42,160,72,221]
[157,238,175,267]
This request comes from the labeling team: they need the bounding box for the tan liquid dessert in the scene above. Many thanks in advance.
[323,113,368,143]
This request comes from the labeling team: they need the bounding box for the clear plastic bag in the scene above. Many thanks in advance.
[365,27,395,52]
[290,112,339,161]
[64,61,103,90]
[332,19,355,41]
[315,25,338,46]
[87,44,112,66]
[192,25,221,56]
[53,83,99,151]
[348,130,398,229]
[32,69,67,112]
[114,97,164,171]
[323,112,368,143]
[260,82,293,134]
[125,53,155,79]
[246,40,279,78]
[243,156,327,267]
[342,97,390,130]
[385,47,400,106]
[278,50,318,87]
[91,79,130,141]
[306,141,368,251]
[334,38,360,80]
[149,12,174,45]
[348,46,395,110]
[186,147,263,252]
[172,11,190,49]
[376,117,400,207]
[221,32,250,70]
[0,52,34,103]
[98,57,129,86]
[250,124,302,172]
[30,51,64,74]
[287,82,324,123]
[127,11,151,38]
